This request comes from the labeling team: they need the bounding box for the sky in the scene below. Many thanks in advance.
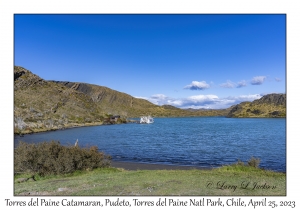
[14,14,286,109]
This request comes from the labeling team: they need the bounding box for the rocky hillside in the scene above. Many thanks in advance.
[227,93,286,118]
[50,81,159,117]
[14,66,228,134]
[51,81,229,117]
[14,66,107,134]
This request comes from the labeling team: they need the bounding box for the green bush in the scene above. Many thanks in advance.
[228,157,260,169]
[14,141,111,176]
[247,157,260,168]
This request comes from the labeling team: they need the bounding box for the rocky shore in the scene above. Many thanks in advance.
[14,121,105,135]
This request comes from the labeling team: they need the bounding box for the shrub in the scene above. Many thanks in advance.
[14,141,111,176]
[234,159,245,166]
[247,156,260,168]
[14,116,27,130]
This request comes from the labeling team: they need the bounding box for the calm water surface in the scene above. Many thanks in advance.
[14,117,286,172]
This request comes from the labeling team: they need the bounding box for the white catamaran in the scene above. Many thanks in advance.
[140,116,154,124]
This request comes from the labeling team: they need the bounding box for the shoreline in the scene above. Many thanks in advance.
[110,160,213,171]
[110,161,286,173]
[14,120,142,136]
[14,121,118,136]
[14,116,285,136]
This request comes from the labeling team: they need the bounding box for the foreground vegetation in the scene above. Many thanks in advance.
[14,165,286,196]
[14,141,111,176]
[14,142,285,196]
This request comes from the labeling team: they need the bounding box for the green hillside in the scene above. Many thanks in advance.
[227,94,286,118]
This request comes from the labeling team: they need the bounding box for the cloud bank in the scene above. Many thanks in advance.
[136,93,263,109]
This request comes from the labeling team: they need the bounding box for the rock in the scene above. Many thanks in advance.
[253,93,286,106]
[16,175,36,183]
[27,178,36,182]
[58,188,68,192]
[17,178,28,183]
[14,71,25,81]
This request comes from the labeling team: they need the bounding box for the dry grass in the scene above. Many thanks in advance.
[14,166,286,196]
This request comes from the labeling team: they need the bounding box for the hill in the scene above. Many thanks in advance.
[14,66,228,134]
[227,93,286,118]
[14,66,106,133]
[52,82,230,117]
[50,81,161,117]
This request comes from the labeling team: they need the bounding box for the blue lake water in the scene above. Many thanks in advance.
[14,117,286,172]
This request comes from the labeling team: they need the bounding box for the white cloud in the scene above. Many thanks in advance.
[139,93,263,109]
[134,96,149,100]
[236,80,247,88]
[220,80,235,88]
[136,94,170,105]
[225,94,262,103]
[251,76,266,85]
[184,81,210,90]
[167,95,220,108]
[188,95,219,102]
[151,94,168,100]
[275,77,281,82]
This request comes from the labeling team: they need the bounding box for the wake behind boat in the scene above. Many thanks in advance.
[140,116,154,124]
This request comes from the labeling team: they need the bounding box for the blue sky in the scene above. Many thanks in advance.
[14,14,286,109]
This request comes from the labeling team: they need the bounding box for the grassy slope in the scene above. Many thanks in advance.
[227,94,286,118]
[14,166,285,196]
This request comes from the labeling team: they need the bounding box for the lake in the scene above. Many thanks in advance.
[14,117,286,172]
